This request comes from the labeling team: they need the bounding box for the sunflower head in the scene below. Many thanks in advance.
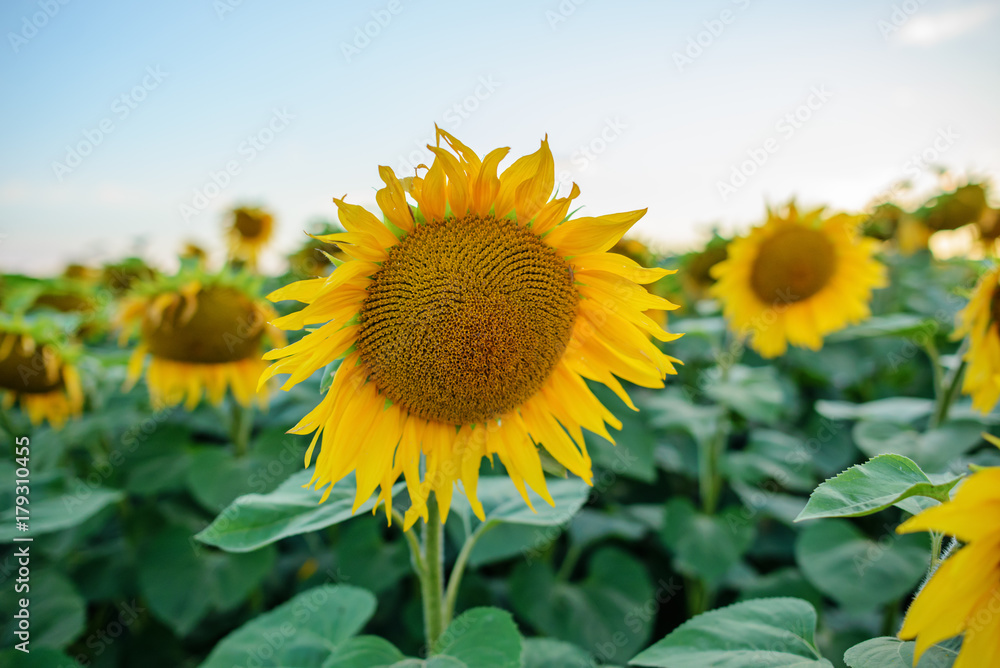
[0,318,84,429]
[919,182,989,232]
[262,127,681,527]
[117,269,284,410]
[227,206,275,269]
[860,203,903,241]
[954,266,1000,413]
[180,241,208,266]
[102,258,157,295]
[711,202,886,358]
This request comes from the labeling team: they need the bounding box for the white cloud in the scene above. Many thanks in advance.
[895,3,999,46]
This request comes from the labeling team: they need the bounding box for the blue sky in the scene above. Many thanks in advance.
[2,0,998,274]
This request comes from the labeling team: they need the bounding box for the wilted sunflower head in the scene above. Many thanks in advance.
[954,265,1000,413]
[262,127,682,527]
[710,202,886,358]
[117,271,284,410]
[227,207,275,269]
[0,320,83,429]
[919,182,989,232]
[860,203,903,241]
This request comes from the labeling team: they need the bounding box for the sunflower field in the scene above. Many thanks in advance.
[1,132,999,668]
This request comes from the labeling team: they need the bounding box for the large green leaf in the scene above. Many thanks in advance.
[0,648,82,667]
[795,455,961,521]
[852,421,984,473]
[827,314,933,342]
[510,547,654,663]
[322,636,405,668]
[0,570,85,650]
[795,520,927,611]
[630,597,833,667]
[139,525,275,636]
[704,365,789,425]
[195,469,403,552]
[0,488,123,543]
[522,638,602,668]
[660,498,754,584]
[844,637,959,668]
[200,585,376,668]
[433,607,522,668]
[815,398,934,423]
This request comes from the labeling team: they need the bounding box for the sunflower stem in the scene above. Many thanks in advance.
[420,498,445,654]
[443,520,497,625]
[230,401,253,456]
[930,338,968,429]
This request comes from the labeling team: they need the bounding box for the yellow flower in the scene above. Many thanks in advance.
[0,331,83,429]
[954,266,1000,412]
[710,203,886,358]
[263,128,681,528]
[118,279,284,410]
[227,207,275,268]
[897,467,1000,667]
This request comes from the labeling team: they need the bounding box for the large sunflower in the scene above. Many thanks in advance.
[118,273,284,409]
[0,324,83,429]
[263,128,681,527]
[896,466,1000,667]
[227,206,275,268]
[710,203,886,358]
[954,266,1000,412]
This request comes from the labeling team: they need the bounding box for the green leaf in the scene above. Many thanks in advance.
[853,421,984,473]
[587,385,658,483]
[844,637,959,668]
[185,447,283,513]
[522,638,599,668]
[630,597,832,667]
[815,398,934,423]
[795,455,962,521]
[139,525,275,636]
[433,607,522,668]
[322,636,405,668]
[195,469,404,552]
[660,498,754,584]
[704,364,789,425]
[511,547,654,663]
[0,570,85,650]
[724,429,817,493]
[0,488,123,543]
[827,314,933,342]
[643,389,723,446]
[201,585,376,668]
[0,648,82,667]
[332,520,410,594]
[795,520,928,611]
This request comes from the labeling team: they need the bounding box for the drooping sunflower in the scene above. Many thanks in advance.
[954,266,1000,412]
[710,203,886,358]
[227,206,275,269]
[263,128,681,527]
[896,466,1000,667]
[118,271,285,410]
[0,321,83,429]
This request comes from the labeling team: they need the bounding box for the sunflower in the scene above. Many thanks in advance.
[227,206,275,268]
[896,466,1000,667]
[681,234,729,305]
[611,237,669,327]
[0,325,83,429]
[954,266,1000,412]
[263,128,681,528]
[118,273,285,410]
[710,203,886,358]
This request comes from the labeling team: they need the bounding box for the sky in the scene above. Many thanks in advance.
[1,0,999,275]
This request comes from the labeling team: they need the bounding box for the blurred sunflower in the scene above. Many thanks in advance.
[263,128,681,527]
[227,206,275,268]
[102,257,157,295]
[180,241,208,266]
[896,466,1000,667]
[288,221,349,278]
[919,182,989,232]
[118,272,284,409]
[954,265,1000,412]
[681,235,729,304]
[0,322,83,429]
[711,203,886,358]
